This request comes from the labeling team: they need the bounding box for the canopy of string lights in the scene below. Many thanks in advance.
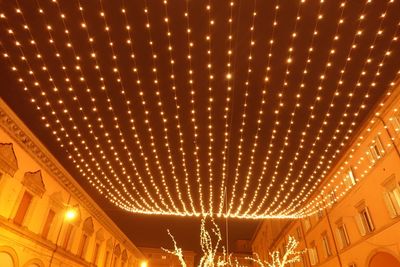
[1,0,400,219]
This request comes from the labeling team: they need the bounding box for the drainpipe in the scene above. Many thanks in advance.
[299,219,311,267]
[375,115,400,159]
[324,203,343,267]
[49,193,72,267]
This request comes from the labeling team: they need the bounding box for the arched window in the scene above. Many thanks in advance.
[77,217,94,259]
[0,246,19,267]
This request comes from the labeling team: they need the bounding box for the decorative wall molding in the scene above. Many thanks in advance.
[114,244,121,257]
[82,217,95,236]
[49,191,64,211]
[0,143,18,177]
[22,170,46,197]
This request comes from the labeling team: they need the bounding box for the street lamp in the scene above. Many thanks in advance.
[65,207,78,221]
[140,260,148,267]
[49,198,77,266]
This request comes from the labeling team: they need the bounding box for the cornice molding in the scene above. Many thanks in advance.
[0,99,143,259]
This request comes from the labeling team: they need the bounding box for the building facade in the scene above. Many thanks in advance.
[252,82,400,267]
[0,99,145,267]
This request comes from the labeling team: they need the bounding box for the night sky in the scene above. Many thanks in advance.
[1,0,400,253]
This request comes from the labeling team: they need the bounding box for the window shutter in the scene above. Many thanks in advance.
[355,213,366,236]
[364,207,375,231]
[375,136,385,156]
[383,192,397,218]
[14,191,33,225]
[393,187,400,213]
[367,150,375,164]
[322,242,328,259]
[308,249,316,266]
[336,228,343,249]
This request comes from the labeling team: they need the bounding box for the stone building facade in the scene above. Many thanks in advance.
[251,82,400,267]
[0,99,146,267]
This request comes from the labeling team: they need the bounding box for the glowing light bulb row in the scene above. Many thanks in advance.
[2,8,139,211]
[1,0,399,218]
[25,0,155,212]
[53,0,172,212]
[141,0,193,214]
[246,0,311,216]
[281,5,398,216]
[234,0,281,217]
[239,0,326,217]
[226,0,261,215]
[160,0,198,215]
[184,0,206,215]
[0,38,141,213]
[51,0,170,212]
[205,1,218,216]
[221,0,236,216]
[296,24,400,216]
[258,0,374,216]
[96,0,178,212]
[103,0,182,213]
[289,2,400,215]
[253,0,328,217]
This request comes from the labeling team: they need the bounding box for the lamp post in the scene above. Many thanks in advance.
[49,195,77,266]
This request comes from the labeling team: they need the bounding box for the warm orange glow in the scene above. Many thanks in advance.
[65,208,77,221]
[141,260,148,267]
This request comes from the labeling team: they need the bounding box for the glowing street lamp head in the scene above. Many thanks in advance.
[65,208,77,221]
[140,260,148,267]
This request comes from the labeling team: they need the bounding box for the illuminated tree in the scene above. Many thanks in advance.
[163,218,304,267]
[249,236,304,267]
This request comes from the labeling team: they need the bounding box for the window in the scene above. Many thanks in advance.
[355,205,375,236]
[344,168,356,188]
[14,191,33,225]
[62,224,73,250]
[78,233,89,258]
[382,177,400,218]
[308,241,319,266]
[92,243,100,265]
[41,209,55,239]
[336,222,350,249]
[321,232,332,258]
[368,136,385,162]
[303,217,311,232]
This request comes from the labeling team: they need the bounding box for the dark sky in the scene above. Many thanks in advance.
[1,0,400,253]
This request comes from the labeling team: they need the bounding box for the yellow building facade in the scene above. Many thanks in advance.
[0,99,145,267]
[252,82,400,267]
